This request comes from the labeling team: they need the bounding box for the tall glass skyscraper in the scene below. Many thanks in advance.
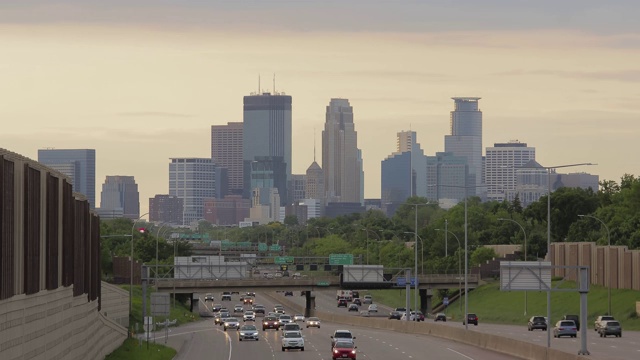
[38,149,96,208]
[242,92,292,205]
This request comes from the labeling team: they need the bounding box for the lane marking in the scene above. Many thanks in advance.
[447,347,475,360]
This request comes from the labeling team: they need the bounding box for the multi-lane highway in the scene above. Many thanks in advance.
[290,289,640,360]
[152,292,517,360]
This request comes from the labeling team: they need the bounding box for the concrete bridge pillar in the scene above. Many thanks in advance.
[190,293,197,312]
[419,289,432,315]
[304,291,316,318]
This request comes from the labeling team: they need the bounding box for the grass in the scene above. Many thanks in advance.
[367,280,640,330]
[105,338,176,360]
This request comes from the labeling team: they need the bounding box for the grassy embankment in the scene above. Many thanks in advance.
[121,285,201,332]
[365,280,640,330]
[104,338,176,360]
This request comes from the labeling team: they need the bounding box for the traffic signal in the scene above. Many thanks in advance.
[138,228,148,237]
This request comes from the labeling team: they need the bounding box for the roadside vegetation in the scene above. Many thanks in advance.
[104,338,176,360]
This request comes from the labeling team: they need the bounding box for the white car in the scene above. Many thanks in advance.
[234,304,244,313]
[281,331,305,351]
[278,315,293,324]
[275,272,283,278]
[368,304,378,313]
[294,314,305,322]
[243,311,256,322]
[363,295,373,304]
[224,317,240,331]
[238,324,259,341]
[306,317,321,328]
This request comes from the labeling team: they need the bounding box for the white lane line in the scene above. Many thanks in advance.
[447,348,475,360]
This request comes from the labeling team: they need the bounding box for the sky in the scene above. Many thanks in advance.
[2,1,640,216]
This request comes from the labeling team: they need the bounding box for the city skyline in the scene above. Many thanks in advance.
[3,1,639,216]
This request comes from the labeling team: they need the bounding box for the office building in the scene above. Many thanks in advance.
[288,174,307,205]
[426,152,471,204]
[203,195,250,226]
[99,176,140,219]
[322,98,363,204]
[169,158,217,225]
[305,160,324,202]
[558,172,599,191]
[38,148,96,207]
[243,92,292,205]
[149,194,183,224]
[444,97,483,196]
[246,156,288,206]
[211,122,243,195]
[485,141,535,202]
[299,198,322,220]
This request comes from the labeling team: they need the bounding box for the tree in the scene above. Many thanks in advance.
[470,247,498,267]
[284,215,299,226]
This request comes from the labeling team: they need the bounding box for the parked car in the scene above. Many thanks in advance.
[553,320,577,338]
[332,341,357,360]
[238,324,259,341]
[434,313,447,322]
[463,313,478,326]
[368,304,378,313]
[598,320,622,338]
[281,331,305,351]
[306,317,321,328]
[562,314,580,331]
[388,311,402,320]
[348,304,359,312]
[594,315,615,332]
[528,316,547,331]
[338,298,348,307]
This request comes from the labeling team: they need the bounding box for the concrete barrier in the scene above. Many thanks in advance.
[264,292,590,360]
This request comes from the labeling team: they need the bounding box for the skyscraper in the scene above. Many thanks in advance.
[322,98,363,204]
[38,149,96,208]
[444,97,483,196]
[211,122,243,196]
[99,176,140,219]
[169,158,217,225]
[426,152,471,204]
[149,194,184,224]
[485,141,535,202]
[242,92,292,205]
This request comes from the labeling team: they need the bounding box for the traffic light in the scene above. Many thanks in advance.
[138,228,148,237]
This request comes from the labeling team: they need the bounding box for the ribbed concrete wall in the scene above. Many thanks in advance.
[100,282,130,328]
[0,286,126,360]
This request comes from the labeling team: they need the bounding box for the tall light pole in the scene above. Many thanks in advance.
[578,214,611,316]
[404,231,425,313]
[497,218,528,315]
[435,229,462,314]
[361,228,381,265]
[130,212,149,317]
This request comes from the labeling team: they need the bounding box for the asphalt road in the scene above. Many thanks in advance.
[302,289,640,360]
[149,292,518,360]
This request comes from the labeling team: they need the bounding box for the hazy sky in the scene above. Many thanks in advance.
[2,1,639,216]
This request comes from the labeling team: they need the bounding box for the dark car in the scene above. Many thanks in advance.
[262,316,280,331]
[348,304,359,312]
[388,311,402,320]
[528,316,547,331]
[562,315,580,331]
[353,298,362,306]
[284,291,294,296]
[598,320,622,338]
[434,313,446,322]
[254,305,266,315]
[337,298,348,307]
[463,313,478,326]
[352,291,360,299]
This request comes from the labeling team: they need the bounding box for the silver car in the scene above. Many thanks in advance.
[553,320,577,338]
[238,324,259,341]
[243,310,256,322]
[224,317,240,331]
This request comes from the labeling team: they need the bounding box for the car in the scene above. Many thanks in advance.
[331,330,355,348]
[263,316,280,331]
[463,313,478,326]
[353,298,362,306]
[254,305,266,315]
[367,304,378,313]
[388,311,402,320]
[400,312,417,321]
[338,298,348,307]
[267,312,278,317]
[528,316,547,331]
[283,270,290,277]
[284,291,294,296]
[562,314,581,331]
[274,305,284,311]
[553,320,577,338]
[221,292,232,301]
[598,320,622,338]
[281,330,305,351]
[434,313,447,322]
[414,311,425,321]
[243,297,254,305]
[332,341,357,360]
[224,317,240,331]
[212,304,222,312]
[293,272,302,279]
[348,304,359,312]
[215,312,230,325]
[294,314,305,322]
[246,291,256,297]
[275,308,286,315]
[362,295,373,304]
[306,317,321,328]
[238,324,259,341]
[243,311,256,322]
[234,304,244,313]
[204,293,214,302]
[352,290,360,299]
[266,273,274,279]
[278,315,293,325]
[282,323,302,333]
[275,272,283,278]
[394,307,408,313]
[220,307,229,313]
[594,315,615,332]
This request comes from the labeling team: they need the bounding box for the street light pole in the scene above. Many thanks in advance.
[578,214,611,316]
[435,229,462,314]
[497,218,528,316]
[130,212,149,317]
[404,231,425,313]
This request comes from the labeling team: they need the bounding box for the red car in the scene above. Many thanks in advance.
[332,341,357,360]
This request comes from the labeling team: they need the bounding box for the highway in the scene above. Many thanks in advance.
[152,291,517,360]
[294,289,640,360]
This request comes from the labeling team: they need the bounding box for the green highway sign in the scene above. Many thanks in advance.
[329,254,354,265]
[316,281,330,287]
[274,256,294,264]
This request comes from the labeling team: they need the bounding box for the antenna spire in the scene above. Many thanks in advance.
[313,128,316,162]
[273,73,276,94]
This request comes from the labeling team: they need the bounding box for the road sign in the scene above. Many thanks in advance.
[317,281,330,287]
[396,277,416,286]
[329,254,354,265]
[151,293,170,316]
[274,256,294,264]
[443,297,449,306]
